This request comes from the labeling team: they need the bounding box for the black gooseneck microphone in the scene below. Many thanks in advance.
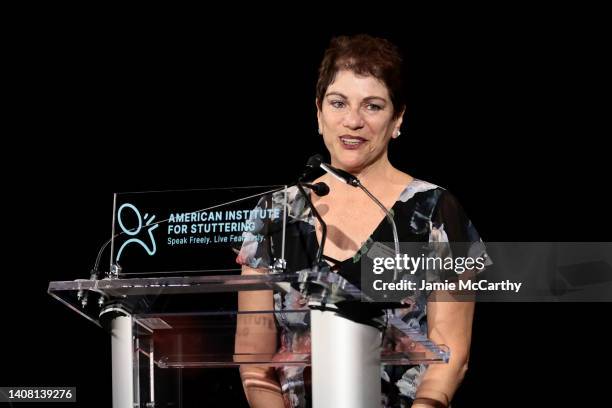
[308,155,402,281]
[297,154,330,266]
[301,182,330,197]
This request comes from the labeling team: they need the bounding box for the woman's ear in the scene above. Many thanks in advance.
[392,108,406,138]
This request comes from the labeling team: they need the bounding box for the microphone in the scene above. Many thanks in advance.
[307,154,323,169]
[302,182,330,196]
[319,163,360,187]
[305,154,360,187]
[294,156,329,267]
[300,154,324,181]
[317,160,402,281]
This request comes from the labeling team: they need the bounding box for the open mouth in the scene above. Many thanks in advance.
[339,136,367,148]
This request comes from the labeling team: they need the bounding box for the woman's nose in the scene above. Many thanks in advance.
[342,106,365,129]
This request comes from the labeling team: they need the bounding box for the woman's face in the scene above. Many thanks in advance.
[317,69,403,172]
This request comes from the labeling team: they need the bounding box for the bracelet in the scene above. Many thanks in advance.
[412,397,448,408]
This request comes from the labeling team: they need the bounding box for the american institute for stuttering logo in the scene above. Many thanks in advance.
[116,203,159,262]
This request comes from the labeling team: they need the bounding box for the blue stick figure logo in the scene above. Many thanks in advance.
[116,203,159,262]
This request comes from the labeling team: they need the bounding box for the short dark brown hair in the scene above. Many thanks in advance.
[316,34,405,119]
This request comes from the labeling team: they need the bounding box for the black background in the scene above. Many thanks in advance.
[3,11,609,407]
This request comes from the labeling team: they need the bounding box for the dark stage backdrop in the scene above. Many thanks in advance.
[3,17,609,408]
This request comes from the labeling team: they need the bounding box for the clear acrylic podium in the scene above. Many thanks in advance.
[48,273,450,408]
[48,185,450,408]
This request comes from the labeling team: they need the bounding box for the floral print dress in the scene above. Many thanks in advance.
[237,179,488,407]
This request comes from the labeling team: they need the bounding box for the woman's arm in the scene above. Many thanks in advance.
[413,273,476,407]
[235,265,285,408]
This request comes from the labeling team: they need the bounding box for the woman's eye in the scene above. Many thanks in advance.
[330,100,345,108]
[366,104,382,111]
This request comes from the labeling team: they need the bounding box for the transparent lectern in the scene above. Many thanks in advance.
[48,186,450,408]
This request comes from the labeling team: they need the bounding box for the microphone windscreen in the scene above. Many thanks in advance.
[312,182,330,196]
[307,154,324,168]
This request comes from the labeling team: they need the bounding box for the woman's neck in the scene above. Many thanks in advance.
[326,155,404,194]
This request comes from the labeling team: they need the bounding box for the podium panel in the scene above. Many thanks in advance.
[49,274,449,407]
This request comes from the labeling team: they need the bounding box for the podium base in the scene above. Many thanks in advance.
[311,306,382,408]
